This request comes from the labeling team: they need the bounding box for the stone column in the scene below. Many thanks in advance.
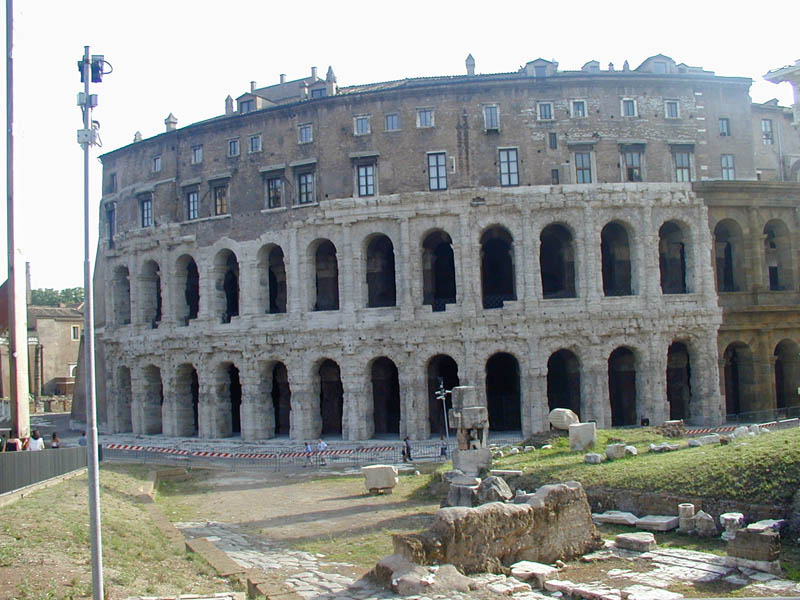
[341,223,355,314]
[399,354,426,439]
[457,211,476,314]
[240,361,271,441]
[129,366,145,434]
[583,346,609,429]
[161,365,179,436]
[288,365,319,440]
[342,358,370,441]
[691,335,724,426]
[287,229,301,318]
[197,368,218,439]
[747,208,765,291]
[641,338,668,426]
[238,259,260,317]
[530,218,544,300]
[198,253,215,322]
[159,261,176,327]
[581,204,600,303]
[399,218,414,318]
[520,208,535,307]
[527,359,548,435]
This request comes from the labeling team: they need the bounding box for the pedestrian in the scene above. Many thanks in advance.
[78,431,88,447]
[0,433,5,452]
[440,436,447,459]
[4,431,20,452]
[317,438,328,466]
[28,430,45,451]
[404,436,412,462]
[304,441,313,466]
[51,432,61,449]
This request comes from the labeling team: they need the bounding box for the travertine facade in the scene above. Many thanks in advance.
[90,54,800,440]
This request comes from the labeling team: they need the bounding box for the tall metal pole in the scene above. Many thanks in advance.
[79,45,104,600]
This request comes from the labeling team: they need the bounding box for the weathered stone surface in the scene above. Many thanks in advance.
[569,422,597,451]
[371,554,474,595]
[678,503,695,533]
[444,484,477,508]
[693,510,718,536]
[490,469,523,477]
[486,577,532,595]
[615,532,657,552]
[719,512,744,541]
[361,464,399,491]
[549,408,579,430]
[447,473,481,486]
[688,433,720,447]
[606,443,627,460]
[453,448,492,477]
[728,528,780,562]
[476,476,513,505]
[624,445,638,457]
[635,515,679,532]
[394,481,602,573]
[649,442,680,453]
[593,510,639,526]
[585,453,604,464]
[731,426,750,439]
[622,584,685,599]
[509,561,558,588]
[747,519,784,533]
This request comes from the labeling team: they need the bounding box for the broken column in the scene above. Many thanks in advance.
[720,512,745,541]
[678,502,695,533]
[448,386,491,477]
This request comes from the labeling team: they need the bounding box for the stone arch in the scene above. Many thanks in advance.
[601,221,632,296]
[422,229,457,312]
[722,342,756,418]
[480,226,516,309]
[318,359,343,435]
[659,221,688,294]
[370,356,401,435]
[112,266,131,326]
[547,349,581,419]
[175,254,199,325]
[365,234,397,308]
[214,361,242,437]
[763,219,794,291]
[311,239,339,311]
[258,244,287,314]
[666,342,691,420]
[713,219,746,293]
[175,363,199,436]
[774,339,800,411]
[115,365,132,433]
[540,223,576,298]
[213,249,240,323]
[140,259,162,328]
[486,352,521,431]
[141,364,163,434]
[427,354,459,435]
[608,347,637,426]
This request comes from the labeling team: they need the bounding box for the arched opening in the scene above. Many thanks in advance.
[175,254,199,325]
[259,245,287,314]
[666,342,691,420]
[764,220,794,291]
[141,260,162,328]
[213,250,240,323]
[547,349,581,418]
[116,365,132,433]
[366,235,396,308]
[659,221,687,294]
[427,354,459,435]
[271,362,291,436]
[723,342,756,418]
[318,359,343,435]
[142,364,163,434]
[314,240,339,311]
[774,340,800,411]
[371,357,401,435]
[481,226,516,309]
[540,224,576,298]
[175,363,199,436]
[713,219,746,292]
[112,266,131,326]
[601,222,632,296]
[422,230,456,312]
[608,347,636,426]
[486,352,521,431]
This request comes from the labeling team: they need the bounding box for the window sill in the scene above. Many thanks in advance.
[261,206,288,214]
[184,213,231,224]
[292,202,319,209]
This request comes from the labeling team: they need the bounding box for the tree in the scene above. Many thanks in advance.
[30,287,84,307]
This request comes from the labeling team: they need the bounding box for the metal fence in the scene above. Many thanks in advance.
[0,447,87,494]
[726,406,800,424]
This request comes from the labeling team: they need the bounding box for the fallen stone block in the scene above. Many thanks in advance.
[569,422,597,451]
[649,442,680,453]
[549,408,580,430]
[371,554,475,596]
[624,445,638,457]
[635,515,679,532]
[487,577,532,595]
[523,446,536,452]
[622,584,685,599]
[490,469,523,478]
[731,425,749,438]
[615,532,657,552]
[544,579,576,594]
[476,476,513,505]
[727,528,780,563]
[362,464,399,493]
[509,560,558,588]
[593,510,639,526]
[446,473,481,486]
[688,433,720,447]
[606,443,627,460]
[585,453,604,464]
[747,519,784,533]
[445,484,477,507]
[693,511,718,537]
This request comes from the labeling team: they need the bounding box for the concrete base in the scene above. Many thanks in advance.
[452,448,491,477]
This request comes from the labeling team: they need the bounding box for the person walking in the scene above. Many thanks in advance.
[304,441,313,466]
[27,430,45,451]
[78,431,88,447]
[403,436,412,462]
[3,431,20,452]
[316,438,328,466]
[439,436,448,459]
[51,432,62,449]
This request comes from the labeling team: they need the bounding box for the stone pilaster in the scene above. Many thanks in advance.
[240,361,271,440]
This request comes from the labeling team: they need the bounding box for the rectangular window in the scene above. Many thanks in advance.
[71,325,80,341]
[266,177,282,209]
[538,102,553,120]
[228,138,240,157]
[761,119,773,144]
[624,150,642,182]
[484,105,499,130]
[385,113,399,131]
[152,155,162,172]
[107,172,117,194]
[249,134,262,153]
[417,108,434,128]
[498,148,519,186]
[357,164,375,196]
[427,152,447,190]
[214,184,228,215]
[297,172,315,204]
[571,100,586,118]
[106,204,115,246]
[548,132,558,150]
[575,152,592,183]
[140,195,153,227]
[665,100,679,119]
[551,169,560,185]
[721,154,735,180]
[621,98,637,117]
[191,145,203,164]
[654,61,668,74]
[310,88,326,98]
[239,99,254,113]
[187,190,199,220]
[719,118,730,136]
[298,123,313,144]
[674,151,692,182]
[354,115,371,135]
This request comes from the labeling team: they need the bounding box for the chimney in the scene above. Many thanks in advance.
[250,81,256,92]
[301,81,309,99]
[225,95,234,115]
[165,113,177,132]
[466,53,475,76]
[326,66,337,96]
[133,131,143,142]
[280,73,286,84]
[311,66,318,79]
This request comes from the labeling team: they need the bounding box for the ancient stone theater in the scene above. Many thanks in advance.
[93,54,800,441]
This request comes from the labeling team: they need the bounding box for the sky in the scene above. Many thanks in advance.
[0,0,797,290]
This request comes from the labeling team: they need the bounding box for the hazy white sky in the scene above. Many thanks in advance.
[0,0,796,289]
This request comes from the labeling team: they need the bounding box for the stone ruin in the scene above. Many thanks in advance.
[448,386,491,477]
